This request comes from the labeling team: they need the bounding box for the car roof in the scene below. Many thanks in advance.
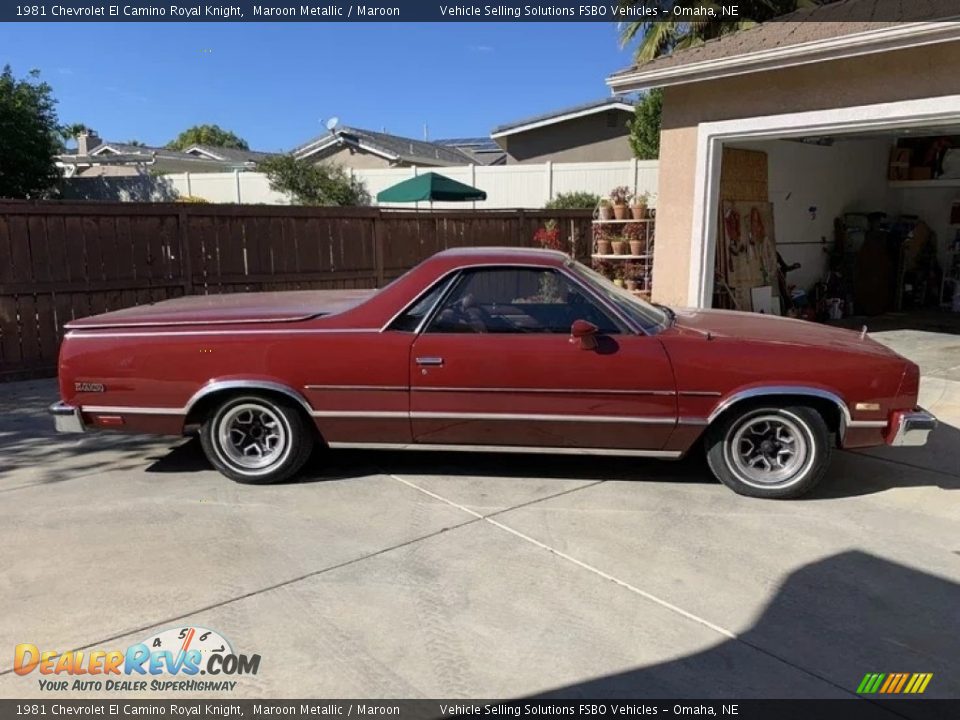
[432,246,570,266]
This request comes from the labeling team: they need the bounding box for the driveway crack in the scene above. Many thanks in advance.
[386,472,874,703]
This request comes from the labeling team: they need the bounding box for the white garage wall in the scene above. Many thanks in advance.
[733,138,895,292]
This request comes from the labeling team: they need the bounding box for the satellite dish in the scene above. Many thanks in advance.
[326,116,340,133]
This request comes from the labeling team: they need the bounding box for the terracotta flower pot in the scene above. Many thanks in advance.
[631,204,647,220]
[596,239,612,255]
[625,279,638,292]
[599,205,614,221]
[629,240,644,256]
[611,240,628,255]
[613,203,629,220]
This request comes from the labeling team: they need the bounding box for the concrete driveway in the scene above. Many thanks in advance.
[0,329,958,700]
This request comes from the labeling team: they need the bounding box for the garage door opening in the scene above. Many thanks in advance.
[708,125,960,333]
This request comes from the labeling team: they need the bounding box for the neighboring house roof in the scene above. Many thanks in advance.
[607,0,960,92]
[57,140,269,174]
[434,137,501,150]
[490,98,634,139]
[182,144,275,163]
[58,152,159,166]
[434,137,508,165]
[89,142,205,162]
[293,127,476,166]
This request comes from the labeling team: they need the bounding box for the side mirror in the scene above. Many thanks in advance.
[570,319,599,350]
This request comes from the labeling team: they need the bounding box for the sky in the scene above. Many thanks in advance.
[0,23,636,151]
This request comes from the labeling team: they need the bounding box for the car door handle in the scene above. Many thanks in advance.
[416,357,444,367]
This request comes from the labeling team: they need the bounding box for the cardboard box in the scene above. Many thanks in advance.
[909,166,934,181]
[888,148,912,180]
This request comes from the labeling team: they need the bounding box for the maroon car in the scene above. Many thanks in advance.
[49,247,935,499]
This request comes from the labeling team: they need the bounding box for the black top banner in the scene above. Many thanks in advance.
[3,0,957,22]
[1,699,958,720]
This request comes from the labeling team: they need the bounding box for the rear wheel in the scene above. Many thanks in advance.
[705,405,830,499]
[200,394,314,484]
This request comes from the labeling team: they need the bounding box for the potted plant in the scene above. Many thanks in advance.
[533,220,562,251]
[609,186,632,220]
[593,225,612,255]
[631,191,650,220]
[624,263,639,292]
[598,198,614,221]
[591,258,613,280]
[610,234,628,255]
[612,265,626,288]
[624,223,646,256]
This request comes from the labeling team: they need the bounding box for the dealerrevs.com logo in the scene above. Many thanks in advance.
[14,626,260,692]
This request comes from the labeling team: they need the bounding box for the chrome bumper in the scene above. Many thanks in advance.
[49,401,85,433]
[889,408,937,447]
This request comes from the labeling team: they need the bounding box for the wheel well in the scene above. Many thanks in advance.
[183,388,320,441]
[710,394,842,440]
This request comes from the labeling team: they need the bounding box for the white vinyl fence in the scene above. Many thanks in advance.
[79,159,659,209]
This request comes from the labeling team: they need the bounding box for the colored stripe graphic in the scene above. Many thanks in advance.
[879,674,897,693]
[857,673,885,693]
[858,672,932,694]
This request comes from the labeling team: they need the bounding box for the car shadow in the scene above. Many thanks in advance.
[145,437,717,486]
[141,422,959,497]
[532,551,959,703]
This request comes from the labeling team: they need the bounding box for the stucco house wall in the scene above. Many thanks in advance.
[319,146,400,169]
[653,41,960,305]
[499,111,633,164]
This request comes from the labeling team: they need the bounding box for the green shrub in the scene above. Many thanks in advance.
[545,191,600,210]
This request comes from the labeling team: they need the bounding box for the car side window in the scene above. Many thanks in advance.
[389,278,451,332]
[425,267,620,334]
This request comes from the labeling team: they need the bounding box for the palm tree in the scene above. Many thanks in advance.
[619,0,820,62]
[59,122,89,144]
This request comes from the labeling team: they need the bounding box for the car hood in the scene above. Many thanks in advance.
[65,289,377,329]
[670,308,901,358]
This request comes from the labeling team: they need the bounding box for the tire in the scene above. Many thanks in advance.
[705,404,831,499]
[199,394,314,484]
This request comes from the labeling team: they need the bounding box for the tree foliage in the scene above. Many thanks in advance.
[259,155,370,206]
[0,66,61,199]
[618,0,820,62]
[166,123,249,151]
[627,88,663,160]
[59,122,89,147]
[545,191,601,209]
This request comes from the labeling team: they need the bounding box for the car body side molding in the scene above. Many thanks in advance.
[184,379,316,418]
[706,385,886,431]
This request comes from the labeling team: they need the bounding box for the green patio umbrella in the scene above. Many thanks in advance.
[376,172,487,203]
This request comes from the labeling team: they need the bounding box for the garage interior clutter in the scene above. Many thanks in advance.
[712,135,960,326]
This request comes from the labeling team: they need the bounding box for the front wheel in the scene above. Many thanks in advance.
[705,405,831,499]
[200,394,314,484]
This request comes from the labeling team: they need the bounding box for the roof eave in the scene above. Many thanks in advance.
[182,145,226,160]
[606,21,960,93]
[491,102,635,138]
[395,155,459,167]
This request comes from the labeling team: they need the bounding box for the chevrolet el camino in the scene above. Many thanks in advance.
[50,247,936,499]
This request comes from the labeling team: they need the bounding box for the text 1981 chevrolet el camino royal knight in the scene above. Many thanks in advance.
[50,247,936,499]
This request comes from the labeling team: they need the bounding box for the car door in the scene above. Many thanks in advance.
[409,266,677,451]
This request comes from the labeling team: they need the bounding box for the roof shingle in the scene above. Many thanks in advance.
[294,127,476,166]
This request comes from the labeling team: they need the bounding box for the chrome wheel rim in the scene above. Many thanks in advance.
[727,413,809,487]
[217,403,287,470]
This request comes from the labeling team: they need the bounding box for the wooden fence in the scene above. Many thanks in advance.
[0,202,593,379]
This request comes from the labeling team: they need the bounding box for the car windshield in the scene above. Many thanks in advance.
[568,260,670,333]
